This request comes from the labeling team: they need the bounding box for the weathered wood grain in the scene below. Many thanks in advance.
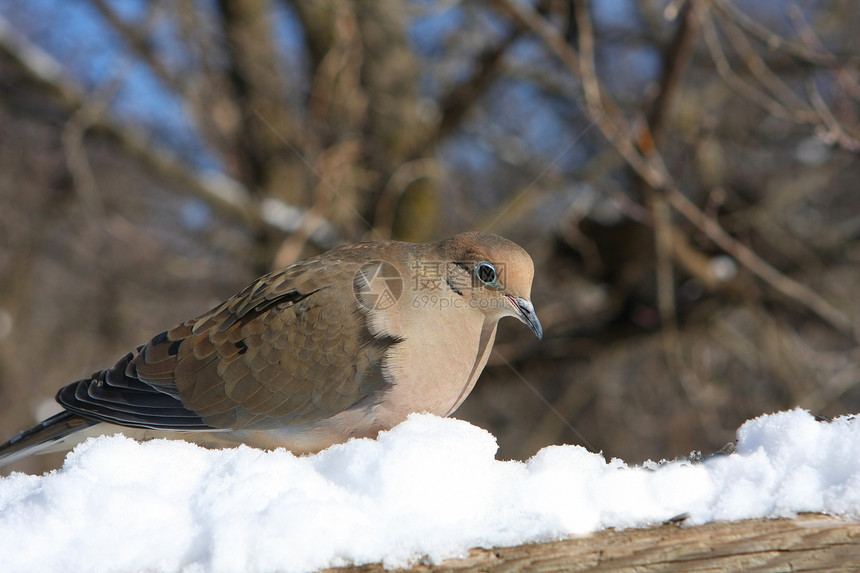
[330,514,860,572]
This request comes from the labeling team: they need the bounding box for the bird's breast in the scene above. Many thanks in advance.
[369,297,497,427]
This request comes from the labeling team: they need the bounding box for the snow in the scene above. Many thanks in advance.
[1,409,859,573]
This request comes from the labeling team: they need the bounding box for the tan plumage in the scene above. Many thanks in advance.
[0,232,541,466]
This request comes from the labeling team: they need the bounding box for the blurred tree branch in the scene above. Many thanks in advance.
[218,0,307,197]
[88,0,240,167]
[0,16,249,221]
[702,0,860,152]
[0,13,341,250]
[492,0,858,341]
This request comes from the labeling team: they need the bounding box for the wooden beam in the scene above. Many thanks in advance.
[330,514,860,572]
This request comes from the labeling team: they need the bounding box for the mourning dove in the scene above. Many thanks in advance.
[0,232,541,467]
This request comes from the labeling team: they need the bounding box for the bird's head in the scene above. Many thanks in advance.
[440,232,542,339]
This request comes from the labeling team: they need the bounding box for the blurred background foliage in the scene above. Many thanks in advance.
[0,0,858,474]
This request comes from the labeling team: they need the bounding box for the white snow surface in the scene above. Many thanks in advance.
[1,408,859,572]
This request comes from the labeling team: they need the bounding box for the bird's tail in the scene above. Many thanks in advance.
[0,411,97,469]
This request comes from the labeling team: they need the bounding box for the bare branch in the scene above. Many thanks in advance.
[493,0,665,187]
[492,0,857,340]
[711,6,811,115]
[0,14,326,240]
[217,0,307,199]
[701,0,860,153]
[648,1,701,142]
[664,185,856,338]
[89,0,177,90]
[807,80,860,153]
[89,0,237,162]
[433,17,526,143]
[697,1,816,124]
[710,0,835,65]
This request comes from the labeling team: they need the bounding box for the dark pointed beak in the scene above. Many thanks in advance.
[511,297,543,340]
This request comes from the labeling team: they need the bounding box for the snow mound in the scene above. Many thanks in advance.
[1,409,859,572]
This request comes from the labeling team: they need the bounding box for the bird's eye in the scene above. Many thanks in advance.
[476,262,497,285]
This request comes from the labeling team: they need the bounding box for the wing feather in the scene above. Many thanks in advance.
[57,248,400,432]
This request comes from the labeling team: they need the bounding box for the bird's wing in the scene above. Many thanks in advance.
[57,253,400,431]
[57,349,210,429]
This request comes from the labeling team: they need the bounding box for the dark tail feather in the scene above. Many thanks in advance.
[0,411,97,468]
